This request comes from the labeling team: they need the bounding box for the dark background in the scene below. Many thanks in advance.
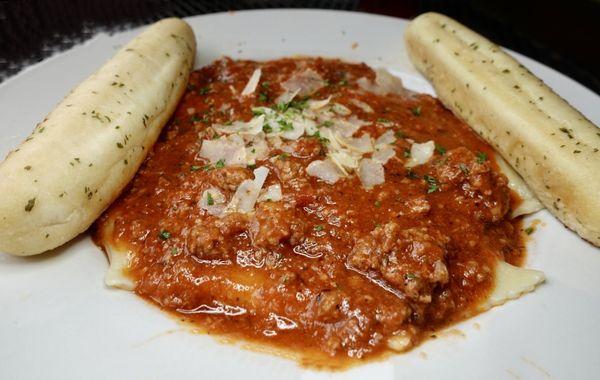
[1,0,599,93]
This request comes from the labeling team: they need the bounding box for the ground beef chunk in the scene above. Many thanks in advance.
[433,147,510,222]
[188,213,249,259]
[252,202,305,248]
[347,222,450,302]
[208,167,252,191]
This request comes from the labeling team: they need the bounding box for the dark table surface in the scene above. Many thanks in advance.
[1,0,598,94]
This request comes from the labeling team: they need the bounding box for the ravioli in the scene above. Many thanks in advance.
[95,57,544,365]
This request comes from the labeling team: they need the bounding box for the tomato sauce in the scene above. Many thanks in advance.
[95,57,525,367]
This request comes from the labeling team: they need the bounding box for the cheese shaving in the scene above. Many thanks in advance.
[241,68,262,96]
[406,140,435,168]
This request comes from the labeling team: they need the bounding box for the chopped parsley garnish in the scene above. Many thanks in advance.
[159,230,171,240]
[377,118,390,123]
[314,224,324,231]
[404,273,417,280]
[394,130,406,139]
[318,120,334,128]
[311,131,330,144]
[261,81,270,88]
[424,175,440,193]
[338,79,348,86]
[198,87,210,95]
[206,192,215,206]
[258,92,268,102]
[189,115,201,123]
[403,149,411,158]
[289,98,308,110]
[459,163,470,175]
[435,144,446,155]
[276,101,289,112]
[215,159,226,169]
[262,124,273,133]
[476,151,488,163]
[279,153,290,160]
[190,165,201,171]
[277,119,294,131]
[410,106,422,116]
[524,226,534,235]
[374,200,382,208]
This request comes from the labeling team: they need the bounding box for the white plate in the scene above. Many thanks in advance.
[1,9,599,380]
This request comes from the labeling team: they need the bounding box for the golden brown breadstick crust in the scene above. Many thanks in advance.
[0,18,196,255]
[405,12,600,246]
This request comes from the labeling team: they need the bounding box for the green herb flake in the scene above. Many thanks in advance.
[159,230,171,240]
[314,224,324,231]
[318,120,334,128]
[198,87,210,95]
[424,175,440,194]
[374,200,382,208]
[377,118,390,123]
[524,227,534,235]
[476,151,488,163]
[263,124,273,133]
[435,144,446,155]
[277,119,294,131]
[258,92,268,102]
[459,163,470,175]
[190,165,201,171]
[410,106,422,116]
[206,192,215,206]
[25,198,36,212]
[215,159,226,169]
[403,149,411,158]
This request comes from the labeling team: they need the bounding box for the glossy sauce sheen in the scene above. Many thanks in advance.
[96,58,525,366]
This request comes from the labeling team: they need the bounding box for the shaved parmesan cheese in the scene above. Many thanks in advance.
[308,96,331,110]
[200,188,227,216]
[245,134,270,164]
[350,98,374,113]
[331,103,352,116]
[358,158,384,189]
[336,133,373,153]
[329,150,359,174]
[358,68,407,96]
[199,135,247,166]
[258,184,283,202]
[213,115,264,135]
[306,159,345,184]
[372,145,396,164]
[405,140,435,168]
[333,116,368,137]
[478,260,545,312]
[241,68,262,96]
[226,167,269,213]
[281,68,326,96]
[375,130,396,146]
[275,88,300,105]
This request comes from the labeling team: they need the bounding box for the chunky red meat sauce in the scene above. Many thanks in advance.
[95,57,525,366]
